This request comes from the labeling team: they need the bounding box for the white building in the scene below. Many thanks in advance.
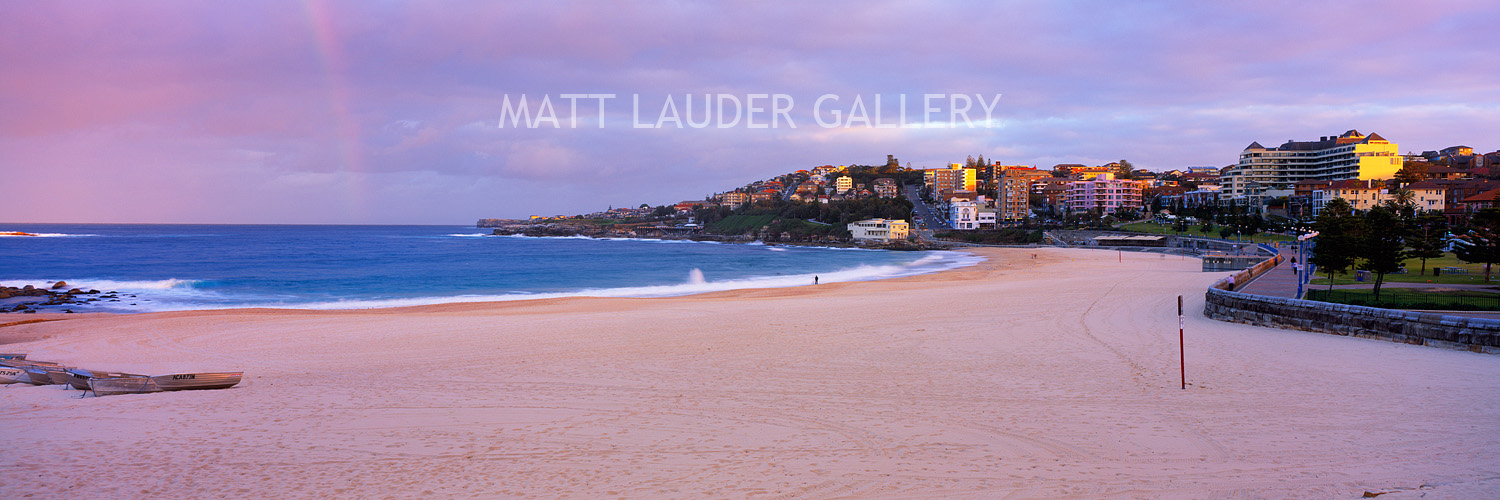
[977,207,997,228]
[950,200,979,230]
[847,218,910,242]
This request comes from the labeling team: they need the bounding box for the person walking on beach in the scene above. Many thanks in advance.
[1227,274,1235,291]
[814,275,819,285]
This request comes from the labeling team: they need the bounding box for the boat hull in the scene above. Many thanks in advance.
[67,369,148,390]
[150,372,243,391]
[25,367,57,385]
[46,370,72,385]
[88,372,243,396]
[0,367,31,384]
[87,377,160,396]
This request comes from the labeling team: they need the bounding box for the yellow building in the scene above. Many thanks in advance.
[835,175,854,193]
[1069,165,1115,180]
[943,163,979,191]
[720,191,749,209]
[959,167,978,192]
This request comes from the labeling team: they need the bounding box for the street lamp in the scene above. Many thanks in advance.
[1297,230,1319,299]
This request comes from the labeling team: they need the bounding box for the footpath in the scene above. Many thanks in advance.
[1235,247,1300,298]
[1234,246,1500,319]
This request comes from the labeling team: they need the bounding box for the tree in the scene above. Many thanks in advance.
[1173,218,1190,233]
[1359,206,1408,300]
[1392,161,1430,185]
[1198,220,1213,236]
[1389,188,1416,209]
[1455,208,1500,283]
[1406,212,1447,275]
[1115,160,1135,180]
[1310,198,1361,290]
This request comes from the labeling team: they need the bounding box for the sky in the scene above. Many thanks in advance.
[2,0,1498,224]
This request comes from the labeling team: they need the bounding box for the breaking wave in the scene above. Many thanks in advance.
[11,251,982,313]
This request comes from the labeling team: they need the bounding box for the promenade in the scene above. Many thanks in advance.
[1233,246,1500,319]
[1235,247,1300,298]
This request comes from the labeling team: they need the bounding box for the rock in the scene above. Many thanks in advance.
[87,289,100,294]
[22,285,34,290]
[51,281,68,289]
[0,291,10,299]
[67,288,83,295]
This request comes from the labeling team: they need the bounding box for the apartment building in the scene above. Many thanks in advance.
[1222,130,1400,205]
[1065,173,1143,215]
[1313,180,1388,213]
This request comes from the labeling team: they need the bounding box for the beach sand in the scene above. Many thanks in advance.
[2,247,1497,499]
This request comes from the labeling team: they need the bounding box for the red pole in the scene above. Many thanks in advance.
[1178,295,1185,390]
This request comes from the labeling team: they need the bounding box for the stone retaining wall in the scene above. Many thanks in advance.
[1211,249,1282,292]
[1205,288,1500,354]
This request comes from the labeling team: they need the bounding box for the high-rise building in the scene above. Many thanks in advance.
[835,175,854,193]
[994,167,1048,223]
[926,167,958,192]
[1222,130,1400,205]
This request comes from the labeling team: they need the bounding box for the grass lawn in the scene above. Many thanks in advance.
[1305,287,1500,311]
[1309,252,1500,286]
[1119,222,1294,245]
[707,214,777,235]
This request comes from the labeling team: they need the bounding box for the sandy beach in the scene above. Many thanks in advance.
[2,247,1498,499]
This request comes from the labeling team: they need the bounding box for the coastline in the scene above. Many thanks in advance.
[0,247,985,323]
[485,226,950,251]
[3,247,1499,498]
[0,225,969,314]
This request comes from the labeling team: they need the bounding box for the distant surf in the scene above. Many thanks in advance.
[0,224,980,313]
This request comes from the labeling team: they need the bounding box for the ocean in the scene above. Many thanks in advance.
[0,224,980,313]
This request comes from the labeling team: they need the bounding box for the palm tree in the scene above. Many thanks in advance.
[1390,188,1416,208]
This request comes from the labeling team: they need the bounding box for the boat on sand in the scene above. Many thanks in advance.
[0,367,31,384]
[0,359,69,385]
[88,372,243,396]
[66,368,149,390]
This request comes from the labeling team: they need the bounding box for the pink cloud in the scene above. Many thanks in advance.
[2,1,1498,223]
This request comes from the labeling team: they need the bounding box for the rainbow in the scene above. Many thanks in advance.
[303,0,368,219]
